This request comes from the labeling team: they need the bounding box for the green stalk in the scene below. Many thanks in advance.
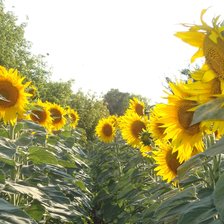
[114,138,122,176]
[9,123,16,140]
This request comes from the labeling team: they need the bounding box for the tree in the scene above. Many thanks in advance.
[0,2,50,91]
[103,89,130,115]
[103,88,151,115]
[40,80,74,106]
[70,91,109,140]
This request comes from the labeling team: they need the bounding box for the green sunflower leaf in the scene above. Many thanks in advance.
[0,198,36,224]
[191,97,224,125]
[28,146,58,165]
[214,172,224,222]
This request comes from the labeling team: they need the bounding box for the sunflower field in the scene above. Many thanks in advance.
[1,6,224,224]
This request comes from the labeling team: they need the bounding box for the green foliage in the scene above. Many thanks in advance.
[70,90,109,140]
[40,80,74,106]
[87,138,170,223]
[0,120,92,223]
[191,97,224,125]
[0,2,50,92]
[103,88,130,115]
[103,88,151,115]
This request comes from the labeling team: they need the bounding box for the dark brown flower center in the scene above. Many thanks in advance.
[30,109,46,123]
[102,124,112,137]
[210,78,222,95]
[204,36,224,79]
[71,113,76,122]
[50,108,62,124]
[166,150,182,175]
[135,104,144,116]
[0,81,19,108]
[131,120,146,138]
[178,101,200,135]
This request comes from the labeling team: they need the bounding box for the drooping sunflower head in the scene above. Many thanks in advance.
[175,9,224,79]
[119,111,148,148]
[203,26,224,79]
[47,102,67,131]
[95,117,116,143]
[127,97,145,116]
[153,142,183,184]
[0,66,31,125]
[67,106,80,128]
[28,100,52,131]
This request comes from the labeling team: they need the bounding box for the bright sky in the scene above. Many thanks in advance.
[4,0,224,103]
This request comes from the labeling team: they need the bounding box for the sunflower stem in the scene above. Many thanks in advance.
[9,123,16,140]
[114,139,122,176]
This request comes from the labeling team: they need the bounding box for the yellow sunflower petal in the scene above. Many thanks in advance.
[191,48,204,63]
[175,31,205,47]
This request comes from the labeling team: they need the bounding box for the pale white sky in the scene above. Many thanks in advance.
[3,0,224,103]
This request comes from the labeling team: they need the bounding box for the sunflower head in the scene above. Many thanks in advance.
[160,81,205,162]
[175,9,224,79]
[26,84,38,99]
[47,102,67,131]
[95,117,116,143]
[67,106,80,128]
[153,142,183,184]
[0,66,31,125]
[148,104,167,143]
[204,35,224,79]
[119,111,148,148]
[28,100,52,131]
[127,97,145,116]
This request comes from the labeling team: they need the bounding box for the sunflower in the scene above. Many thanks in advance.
[175,9,224,61]
[95,116,116,143]
[180,67,224,136]
[153,142,183,183]
[175,9,224,82]
[67,107,80,128]
[47,102,67,131]
[119,112,148,148]
[0,66,30,125]
[160,82,205,162]
[148,104,167,144]
[26,84,38,99]
[28,100,52,131]
[127,97,145,116]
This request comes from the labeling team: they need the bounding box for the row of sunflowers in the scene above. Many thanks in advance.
[0,65,79,132]
[0,65,93,222]
[95,8,224,186]
[1,7,224,223]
